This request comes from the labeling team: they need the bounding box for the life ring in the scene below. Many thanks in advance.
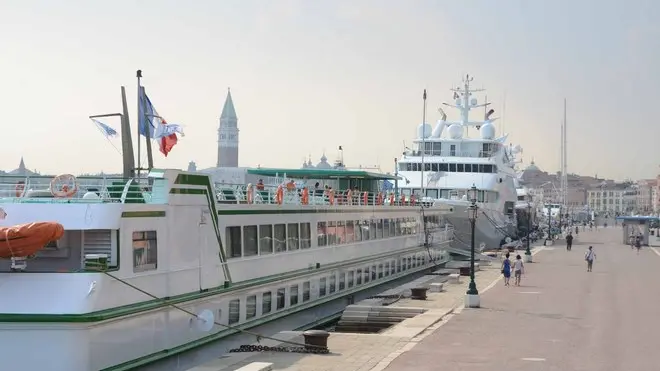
[410,195,416,206]
[389,192,395,205]
[328,190,335,205]
[301,187,309,205]
[377,192,384,205]
[275,185,284,205]
[15,182,25,197]
[50,174,78,198]
[345,189,352,205]
[362,192,368,205]
[246,183,254,204]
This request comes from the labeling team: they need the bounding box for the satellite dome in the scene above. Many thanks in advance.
[447,124,463,139]
[417,123,432,139]
[480,122,495,140]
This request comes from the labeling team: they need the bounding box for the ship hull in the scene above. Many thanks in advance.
[441,201,516,251]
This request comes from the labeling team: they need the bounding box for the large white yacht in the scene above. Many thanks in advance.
[396,75,520,251]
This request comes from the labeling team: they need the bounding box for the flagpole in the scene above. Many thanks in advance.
[137,70,155,175]
[421,89,427,198]
[136,70,142,178]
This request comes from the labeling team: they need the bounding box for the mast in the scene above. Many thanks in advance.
[120,86,136,178]
[421,89,427,197]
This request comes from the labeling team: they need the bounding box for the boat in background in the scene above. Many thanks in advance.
[396,75,520,251]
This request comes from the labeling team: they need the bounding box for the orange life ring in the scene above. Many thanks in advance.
[15,182,25,197]
[246,183,254,204]
[50,174,78,198]
[362,192,368,205]
[389,192,395,205]
[345,189,352,205]
[377,192,384,205]
[410,195,416,206]
[328,190,335,205]
[301,187,309,205]
[275,185,284,205]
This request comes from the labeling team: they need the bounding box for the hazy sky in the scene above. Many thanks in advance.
[1,0,658,180]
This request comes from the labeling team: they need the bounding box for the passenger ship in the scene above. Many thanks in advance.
[396,75,520,251]
[0,105,453,371]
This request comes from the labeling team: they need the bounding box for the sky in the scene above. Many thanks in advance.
[1,0,659,180]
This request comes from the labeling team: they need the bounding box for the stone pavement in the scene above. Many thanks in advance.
[382,228,660,371]
[188,245,543,371]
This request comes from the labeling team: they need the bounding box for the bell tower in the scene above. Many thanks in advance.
[217,88,239,167]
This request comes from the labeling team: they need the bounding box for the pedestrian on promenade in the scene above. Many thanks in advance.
[501,252,512,286]
[566,232,573,251]
[635,235,642,254]
[513,254,524,286]
[585,246,596,272]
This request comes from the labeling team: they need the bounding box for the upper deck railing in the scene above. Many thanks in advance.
[402,150,495,159]
[0,175,431,208]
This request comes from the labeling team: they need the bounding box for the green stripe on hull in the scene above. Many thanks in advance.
[121,211,166,218]
[0,244,436,323]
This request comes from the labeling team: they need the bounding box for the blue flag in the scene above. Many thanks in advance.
[91,119,118,138]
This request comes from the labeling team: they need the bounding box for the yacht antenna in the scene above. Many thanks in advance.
[421,89,427,197]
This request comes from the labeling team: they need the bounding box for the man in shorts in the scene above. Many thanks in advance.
[585,246,596,272]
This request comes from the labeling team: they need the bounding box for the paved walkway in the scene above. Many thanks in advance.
[383,228,660,371]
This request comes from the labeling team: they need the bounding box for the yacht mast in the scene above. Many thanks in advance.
[421,89,427,197]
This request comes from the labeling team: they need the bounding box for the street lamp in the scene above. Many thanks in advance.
[525,203,533,262]
[465,184,480,308]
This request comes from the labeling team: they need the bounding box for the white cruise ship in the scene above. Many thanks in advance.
[396,75,520,251]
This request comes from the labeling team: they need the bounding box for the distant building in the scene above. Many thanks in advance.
[216,88,239,168]
[6,157,39,177]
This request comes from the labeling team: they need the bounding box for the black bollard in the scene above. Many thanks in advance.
[302,330,330,351]
[410,287,428,300]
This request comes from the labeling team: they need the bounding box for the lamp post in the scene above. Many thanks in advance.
[465,184,480,308]
[525,203,533,262]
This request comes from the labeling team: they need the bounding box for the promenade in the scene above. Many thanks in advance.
[190,228,660,371]
[384,227,660,371]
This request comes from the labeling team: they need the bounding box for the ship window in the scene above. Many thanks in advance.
[226,227,242,258]
[302,282,310,302]
[348,271,354,288]
[228,299,240,324]
[246,295,256,319]
[319,277,327,297]
[383,219,390,238]
[329,274,336,293]
[376,219,383,239]
[432,142,442,155]
[378,264,384,278]
[276,288,286,310]
[317,222,327,247]
[364,267,370,283]
[259,225,273,254]
[449,163,456,172]
[431,163,438,171]
[262,291,272,314]
[371,265,377,280]
[290,285,299,306]
[457,163,464,172]
[345,220,355,243]
[389,218,396,236]
[354,220,363,241]
[300,223,311,249]
[483,164,493,173]
[426,189,439,199]
[440,163,448,172]
[274,224,286,252]
[395,219,402,236]
[356,268,363,285]
[450,145,456,156]
[424,163,431,171]
[133,231,158,272]
[336,221,346,243]
[243,225,258,256]
[478,190,485,202]
[339,272,346,290]
[287,223,299,250]
[464,164,472,172]
[391,260,397,275]
[371,219,379,239]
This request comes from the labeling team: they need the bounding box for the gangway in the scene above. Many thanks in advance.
[615,216,660,246]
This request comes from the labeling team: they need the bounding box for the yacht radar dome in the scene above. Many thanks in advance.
[447,123,463,139]
[480,122,495,139]
[471,98,478,106]
[417,122,432,139]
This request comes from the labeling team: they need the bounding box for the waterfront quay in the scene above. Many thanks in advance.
[188,228,660,371]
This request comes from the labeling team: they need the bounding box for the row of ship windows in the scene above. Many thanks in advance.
[224,251,441,324]
[399,163,497,173]
[225,216,444,258]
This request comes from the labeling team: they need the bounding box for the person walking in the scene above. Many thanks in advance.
[566,232,574,251]
[513,254,524,286]
[501,252,512,286]
[635,235,642,254]
[585,246,596,272]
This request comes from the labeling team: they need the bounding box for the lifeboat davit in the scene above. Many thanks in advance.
[0,222,65,258]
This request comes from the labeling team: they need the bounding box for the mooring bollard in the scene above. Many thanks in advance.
[410,287,428,300]
[302,330,330,351]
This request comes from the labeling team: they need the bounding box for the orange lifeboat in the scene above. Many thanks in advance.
[0,222,65,258]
